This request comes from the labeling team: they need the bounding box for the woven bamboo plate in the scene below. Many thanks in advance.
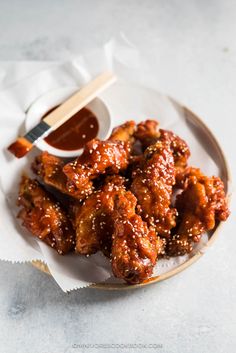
[32,102,231,290]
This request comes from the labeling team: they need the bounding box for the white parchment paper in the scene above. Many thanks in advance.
[0,36,222,291]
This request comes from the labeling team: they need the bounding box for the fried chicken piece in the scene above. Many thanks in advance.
[131,140,177,237]
[167,168,230,256]
[32,151,68,193]
[135,120,190,172]
[32,151,93,200]
[75,172,165,283]
[17,176,75,254]
[63,139,130,199]
[74,192,113,256]
[159,129,190,173]
[111,191,164,284]
[74,194,105,255]
[175,166,202,189]
[134,120,160,150]
[109,120,136,143]
[74,175,126,256]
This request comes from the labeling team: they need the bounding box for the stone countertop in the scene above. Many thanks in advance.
[0,1,235,353]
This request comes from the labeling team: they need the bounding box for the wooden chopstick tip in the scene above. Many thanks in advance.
[7,137,33,158]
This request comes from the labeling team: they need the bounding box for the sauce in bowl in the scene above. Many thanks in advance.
[42,107,99,151]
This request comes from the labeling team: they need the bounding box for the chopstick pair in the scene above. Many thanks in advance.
[7,71,117,158]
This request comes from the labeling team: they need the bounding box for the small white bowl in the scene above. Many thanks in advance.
[25,86,112,158]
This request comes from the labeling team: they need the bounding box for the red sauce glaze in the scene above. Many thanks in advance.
[42,106,99,151]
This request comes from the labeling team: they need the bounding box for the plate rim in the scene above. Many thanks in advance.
[31,98,231,291]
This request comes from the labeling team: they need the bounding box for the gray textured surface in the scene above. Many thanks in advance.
[0,1,236,353]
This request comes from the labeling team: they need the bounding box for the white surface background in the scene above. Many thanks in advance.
[0,1,235,353]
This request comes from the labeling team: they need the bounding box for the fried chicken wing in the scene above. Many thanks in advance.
[109,120,136,143]
[111,191,164,284]
[17,176,75,254]
[74,172,165,283]
[63,139,130,200]
[74,175,126,256]
[167,168,230,256]
[32,151,93,200]
[134,120,160,150]
[131,140,177,237]
[175,166,202,189]
[134,120,190,172]
[159,129,190,173]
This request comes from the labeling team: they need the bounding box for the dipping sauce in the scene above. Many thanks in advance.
[42,107,99,151]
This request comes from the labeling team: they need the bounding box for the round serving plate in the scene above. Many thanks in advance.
[31,84,231,290]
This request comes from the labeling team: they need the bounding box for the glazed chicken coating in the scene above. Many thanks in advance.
[74,175,126,256]
[32,151,66,191]
[111,191,164,284]
[175,166,203,189]
[17,176,75,254]
[32,151,93,200]
[167,168,230,256]
[109,120,136,143]
[134,120,160,150]
[75,172,165,281]
[74,193,106,255]
[131,140,177,237]
[63,139,131,200]
[159,129,190,173]
[135,120,190,172]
